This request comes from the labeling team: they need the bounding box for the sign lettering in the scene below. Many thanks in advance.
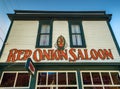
[7,48,114,62]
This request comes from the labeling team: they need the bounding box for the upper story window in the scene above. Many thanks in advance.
[69,21,86,48]
[36,20,53,48]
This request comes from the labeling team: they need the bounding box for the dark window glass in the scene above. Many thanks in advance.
[58,72,66,85]
[101,72,112,85]
[37,87,50,89]
[111,72,120,85]
[0,73,16,87]
[37,71,78,89]
[104,87,120,89]
[58,87,77,89]
[38,72,47,85]
[37,87,56,89]
[82,71,120,89]
[84,87,103,89]
[92,72,102,85]
[15,73,30,87]
[48,72,56,85]
[82,72,92,85]
[68,72,77,85]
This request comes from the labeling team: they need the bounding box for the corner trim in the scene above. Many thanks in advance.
[107,21,120,55]
[0,21,13,58]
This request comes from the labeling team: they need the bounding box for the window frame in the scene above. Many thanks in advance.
[80,70,120,89]
[69,20,86,48]
[36,71,78,89]
[36,20,53,48]
[0,71,31,89]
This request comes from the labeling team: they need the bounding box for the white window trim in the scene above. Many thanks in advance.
[80,70,120,89]
[0,71,31,89]
[36,71,78,89]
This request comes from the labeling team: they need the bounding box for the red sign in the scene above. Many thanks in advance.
[56,35,66,50]
[25,58,35,75]
[6,35,114,62]
[7,48,114,62]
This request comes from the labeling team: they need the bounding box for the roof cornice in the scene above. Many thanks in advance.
[7,10,112,21]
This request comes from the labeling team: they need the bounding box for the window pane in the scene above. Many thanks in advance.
[72,35,82,46]
[101,72,112,85]
[37,87,50,89]
[41,25,50,33]
[40,35,49,46]
[48,72,56,85]
[37,87,56,89]
[71,25,80,33]
[68,72,77,85]
[0,73,16,87]
[84,87,103,89]
[38,72,47,85]
[82,72,92,85]
[104,87,120,89]
[92,72,102,85]
[58,72,66,85]
[15,73,30,87]
[111,72,120,85]
[58,87,77,89]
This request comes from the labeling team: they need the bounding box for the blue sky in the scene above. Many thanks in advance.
[0,0,120,50]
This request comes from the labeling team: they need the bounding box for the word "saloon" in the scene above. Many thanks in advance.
[7,48,114,62]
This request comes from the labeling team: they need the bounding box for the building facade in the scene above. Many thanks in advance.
[0,10,120,89]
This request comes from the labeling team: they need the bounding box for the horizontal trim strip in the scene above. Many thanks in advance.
[7,10,112,21]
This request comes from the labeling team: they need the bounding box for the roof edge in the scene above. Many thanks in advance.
[7,10,112,21]
[14,10,106,14]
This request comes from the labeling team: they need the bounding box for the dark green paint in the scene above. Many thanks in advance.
[68,20,86,48]
[0,21,13,58]
[0,62,120,89]
[36,20,53,48]
[107,21,120,55]
[8,10,112,21]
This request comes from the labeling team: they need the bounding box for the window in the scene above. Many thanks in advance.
[81,71,120,89]
[0,71,31,88]
[36,20,52,48]
[36,71,78,89]
[69,21,86,48]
